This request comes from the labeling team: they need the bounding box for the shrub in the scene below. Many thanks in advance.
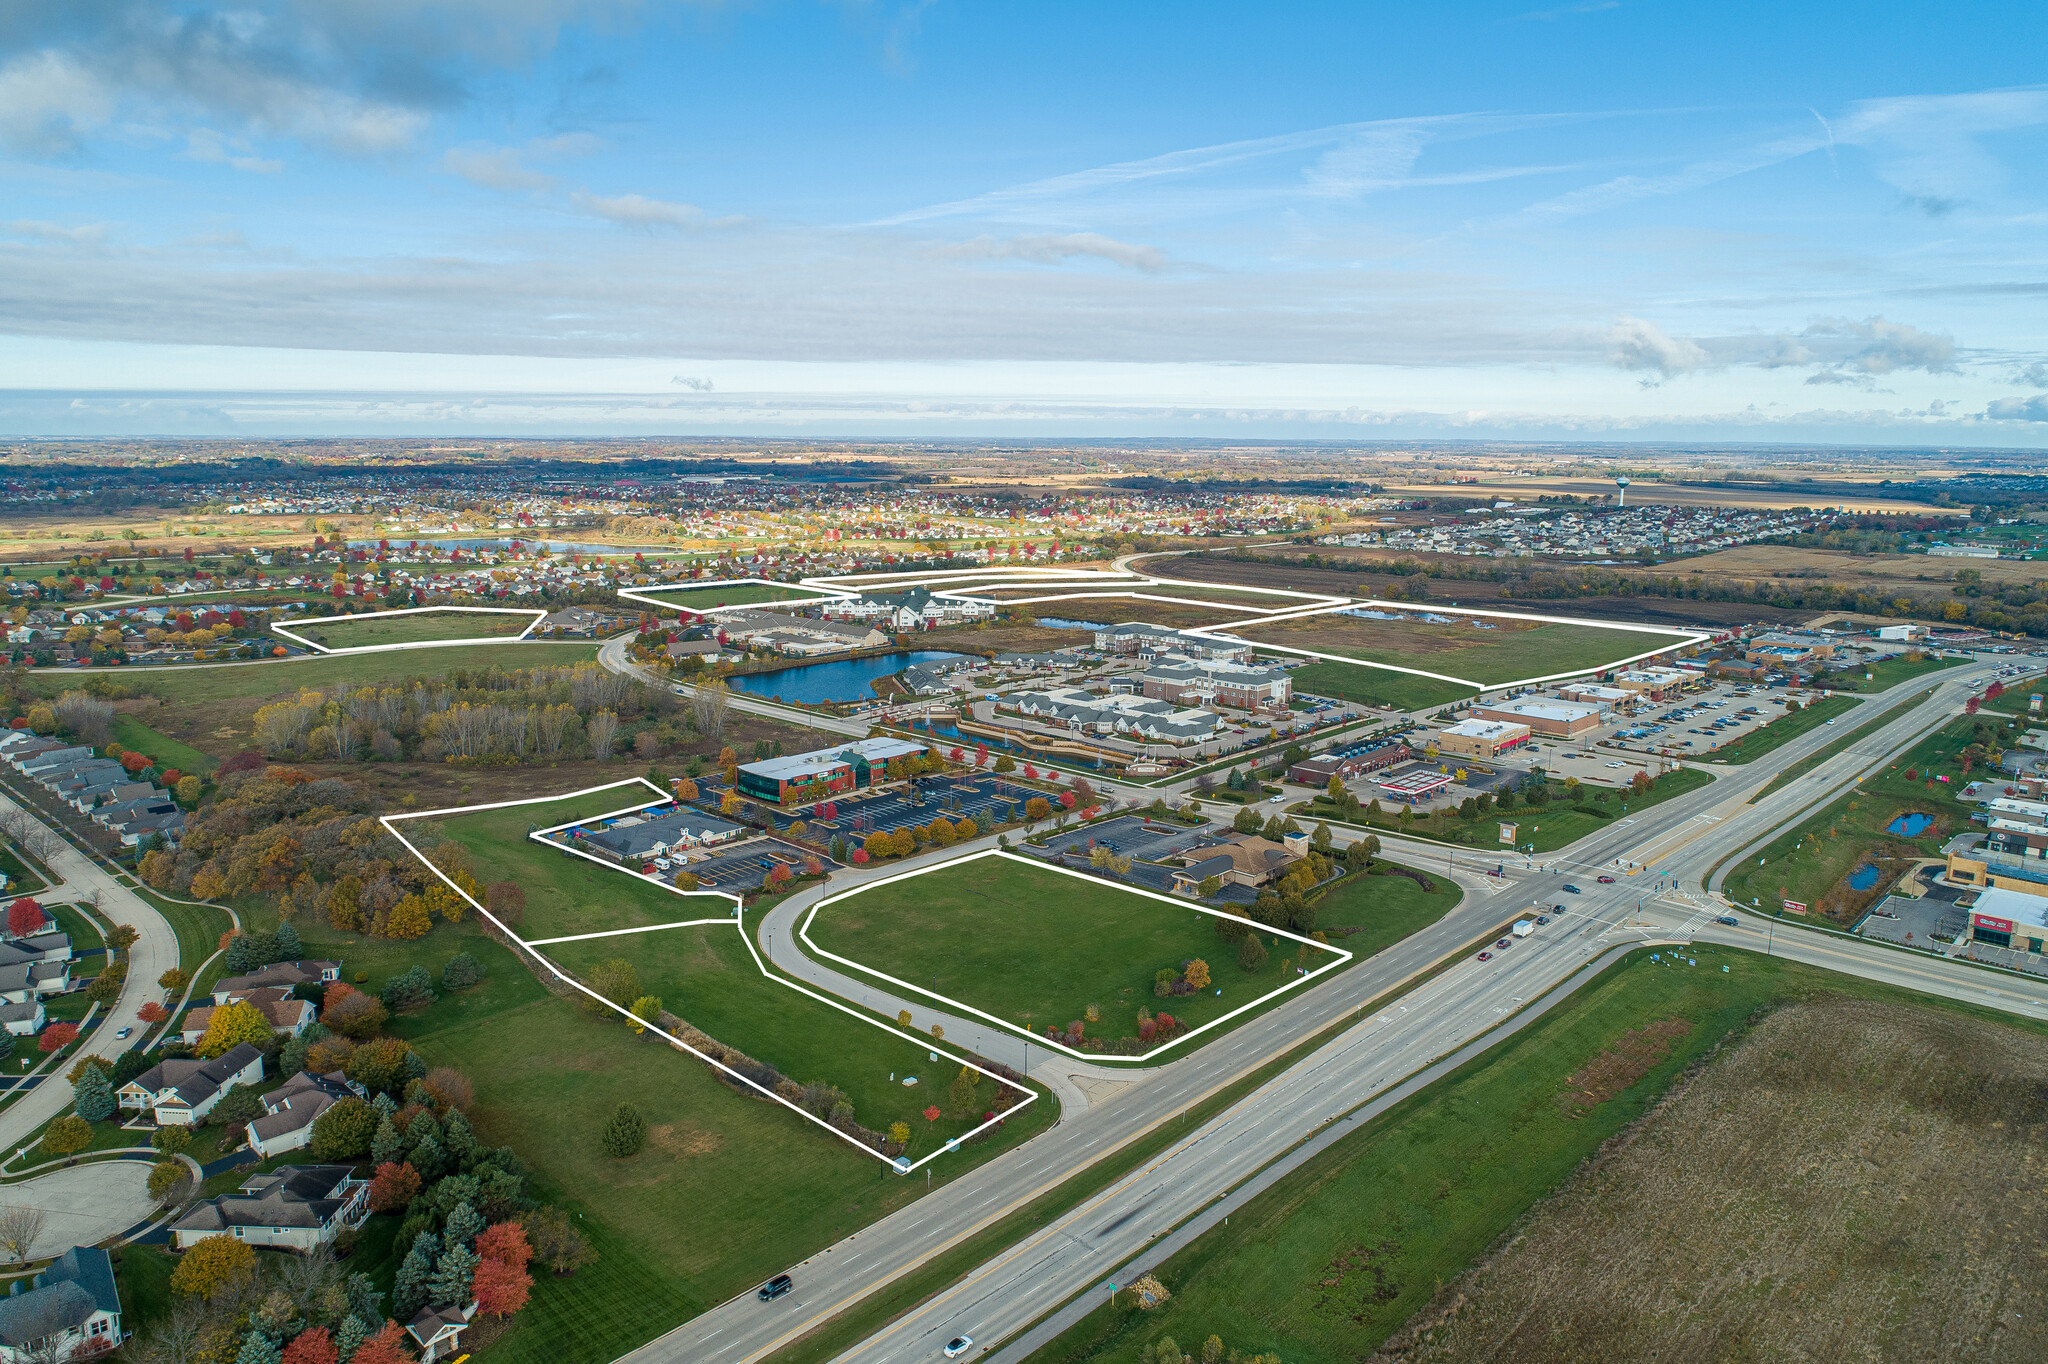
[441,953,485,991]
[322,984,389,1039]
[168,1234,256,1299]
[600,1102,646,1157]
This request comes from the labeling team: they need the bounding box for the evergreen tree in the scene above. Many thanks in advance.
[335,1315,368,1363]
[442,1109,478,1166]
[369,1116,405,1168]
[72,1064,115,1122]
[601,1101,646,1157]
[224,933,261,975]
[428,1244,480,1307]
[443,1201,485,1251]
[274,920,302,961]
[409,1132,450,1181]
[392,1230,440,1321]
[235,1328,283,1364]
[404,1049,428,1081]
[405,1108,442,1147]
[344,1273,383,1332]
[371,1091,398,1119]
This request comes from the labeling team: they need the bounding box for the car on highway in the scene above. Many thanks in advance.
[945,1336,974,1357]
[115,1026,131,1039]
[1562,883,1581,893]
[1597,874,1616,883]
[758,1275,793,1301]
[1495,937,1512,949]
[1476,950,1493,961]
[1535,914,1551,925]
[1715,915,1739,926]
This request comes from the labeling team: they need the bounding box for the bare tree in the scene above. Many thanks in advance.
[0,1205,47,1264]
[129,1297,209,1364]
[587,710,619,762]
[692,678,730,744]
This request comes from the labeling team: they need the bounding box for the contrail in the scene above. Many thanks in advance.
[1808,107,1840,177]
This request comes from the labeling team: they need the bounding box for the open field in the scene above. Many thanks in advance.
[1721,709,2012,923]
[283,608,534,649]
[1383,996,2048,1364]
[109,711,219,774]
[1309,865,1462,959]
[1838,652,1969,691]
[1169,555,1812,628]
[545,923,1051,1156]
[992,596,1265,631]
[1665,541,2048,592]
[1287,661,1474,712]
[35,640,601,704]
[1237,613,1677,685]
[1708,693,1862,763]
[636,582,835,610]
[1032,949,2048,1364]
[807,858,1326,1045]
[1298,767,1714,854]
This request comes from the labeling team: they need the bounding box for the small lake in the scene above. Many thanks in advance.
[727,651,967,704]
[1848,863,1881,891]
[1033,617,1110,631]
[1887,812,1934,837]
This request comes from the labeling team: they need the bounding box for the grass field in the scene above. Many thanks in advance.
[1287,661,1474,712]
[131,888,235,976]
[0,842,49,896]
[1707,693,1861,764]
[545,923,1051,1156]
[637,582,833,609]
[110,712,218,775]
[1299,767,1714,854]
[1836,652,1968,691]
[39,641,602,705]
[1240,614,1673,685]
[807,858,1321,1046]
[1031,947,2048,1364]
[1311,866,1462,959]
[430,789,726,940]
[1383,994,2048,1364]
[1721,709,2011,924]
[285,609,536,649]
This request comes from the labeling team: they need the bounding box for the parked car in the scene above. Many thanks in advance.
[758,1275,793,1302]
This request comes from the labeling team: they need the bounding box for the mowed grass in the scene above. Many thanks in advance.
[1242,615,1672,685]
[807,857,1310,1042]
[1032,946,2048,1364]
[1837,652,1968,691]
[111,712,219,774]
[1300,767,1715,854]
[429,787,724,939]
[544,925,1051,1151]
[70,641,602,704]
[639,582,833,609]
[131,889,233,976]
[1706,692,1861,763]
[1315,867,1465,960]
[1287,660,1474,712]
[1749,690,1933,802]
[287,608,536,649]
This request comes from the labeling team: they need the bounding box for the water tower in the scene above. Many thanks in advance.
[1614,474,1630,507]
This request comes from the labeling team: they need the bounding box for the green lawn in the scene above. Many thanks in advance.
[1247,619,1667,686]
[1286,661,1474,712]
[807,858,1313,1045]
[44,902,105,956]
[545,924,1050,1152]
[1299,766,1714,854]
[1706,693,1861,764]
[0,841,49,896]
[431,788,718,940]
[1314,866,1464,960]
[130,888,234,975]
[287,609,536,649]
[1835,652,1968,692]
[87,642,602,704]
[111,713,218,776]
[1031,945,2048,1364]
[1721,709,2011,924]
[637,582,834,610]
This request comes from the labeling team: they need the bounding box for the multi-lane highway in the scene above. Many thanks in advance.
[611,652,2048,1364]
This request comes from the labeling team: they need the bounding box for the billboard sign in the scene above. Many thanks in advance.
[1781,900,1807,915]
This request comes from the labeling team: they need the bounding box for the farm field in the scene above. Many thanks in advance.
[987,595,1263,631]
[284,608,535,649]
[544,923,1052,1159]
[1380,996,2048,1364]
[638,582,834,609]
[806,857,1331,1048]
[1237,613,1674,685]
[1706,693,1860,763]
[1720,709,2012,924]
[1033,950,2048,1364]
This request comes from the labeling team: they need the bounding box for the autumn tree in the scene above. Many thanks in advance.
[584,959,641,1014]
[5,898,44,938]
[369,1161,423,1214]
[526,1207,597,1276]
[168,1233,256,1299]
[197,1000,273,1058]
[1183,958,1211,990]
[321,984,388,1039]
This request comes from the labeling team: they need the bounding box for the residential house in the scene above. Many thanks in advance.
[169,1165,372,1253]
[182,988,314,1046]
[213,961,342,996]
[0,958,69,1004]
[117,1043,265,1126]
[0,1001,43,1037]
[246,1071,369,1159]
[0,1247,121,1363]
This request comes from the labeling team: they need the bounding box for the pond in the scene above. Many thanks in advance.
[1886,811,1934,837]
[1848,863,1880,891]
[726,651,967,704]
[1032,617,1110,631]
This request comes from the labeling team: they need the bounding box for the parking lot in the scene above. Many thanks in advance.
[768,773,1044,842]
[1037,814,1215,863]
[673,835,837,890]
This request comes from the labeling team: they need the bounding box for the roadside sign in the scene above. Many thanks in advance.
[1781,900,1807,915]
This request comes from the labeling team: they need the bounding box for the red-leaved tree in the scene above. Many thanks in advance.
[369,1161,422,1214]
[138,1002,169,1024]
[38,1022,77,1054]
[348,1323,413,1364]
[473,1256,533,1319]
[6,898,44,939]
[476,1221,533,1272]
[282,1326,339,1364]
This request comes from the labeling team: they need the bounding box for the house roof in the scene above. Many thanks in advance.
[213,961,340,994]
[170,1165,361,1235]
[0,1001,43,1023]
[406,1302,477,1346]
[0,1280,97,1346]
[582,808,743,858]
[121,1042,263,1110]
[1185,835,1299,878]
[35,1247,118,1320]
[249,1071,357,1143]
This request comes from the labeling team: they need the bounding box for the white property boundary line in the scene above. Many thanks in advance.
[798,847,1353,1065]
[617,575,856,618]
[271,604,547,656]
[382,778,1036,1175]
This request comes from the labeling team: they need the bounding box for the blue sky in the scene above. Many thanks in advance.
[3,1,2046,443]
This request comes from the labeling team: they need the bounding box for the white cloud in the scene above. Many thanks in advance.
[933,233,1166,271]
[571,191,702,228]
[1607,316,1707,378]
[0,49,116,156]
[1,219,108,245]
[1987,395,2048,422]
[1801,316,1956,375]
[444,146,557,193]
[184,128,283,173]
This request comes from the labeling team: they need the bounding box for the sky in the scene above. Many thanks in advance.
[2,1,2047,445]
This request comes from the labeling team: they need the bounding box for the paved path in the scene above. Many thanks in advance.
[0,1160,157,1259]
[0,789,179,1154]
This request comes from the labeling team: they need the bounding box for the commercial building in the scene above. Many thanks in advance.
[579,807,744,862]
[1002,688,1219,745]
[1556,682,1636,708]
[1374,769,1456,803]
[1470,698,1604,739]
[1433,718,1531,759]
[1610,666,1695,701]
[1952,886,2048,953]
[1286,742,1409,787]
[1141,658,1293,710]
[1092,622,1250,663]
[734,735,929,805]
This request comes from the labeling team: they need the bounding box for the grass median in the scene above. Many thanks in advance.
[1707,693,1860,764]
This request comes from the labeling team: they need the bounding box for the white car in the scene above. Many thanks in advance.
[944,1337,974,1358]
